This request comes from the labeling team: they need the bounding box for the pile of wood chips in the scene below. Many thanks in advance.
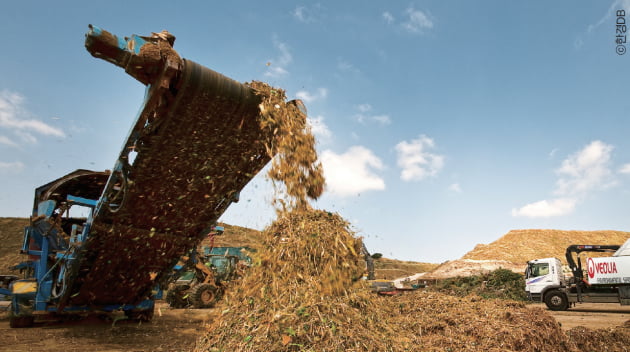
[197,209,630,351]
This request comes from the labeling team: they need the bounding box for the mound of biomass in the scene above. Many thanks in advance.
[196,209,591,352]
[567,322,630,352]
[196,209,379,351]
[463,230,630,264]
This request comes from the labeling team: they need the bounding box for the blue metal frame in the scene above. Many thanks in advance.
[10,189,159,320]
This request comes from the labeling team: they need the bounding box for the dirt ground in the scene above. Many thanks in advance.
[532,302,630,330]
[1,301,628,352]
[0,302,213,352]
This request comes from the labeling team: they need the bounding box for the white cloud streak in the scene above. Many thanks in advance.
[0,135,18,147]
[449,183,462,193]
[295,88,328,103]
[513,140,616,218]
[402,7,434,33]
[264,37,292,78]
[307,115,332,142]
[619,163,630,174]
[354,104,391,125]
[321,146,385,196]
[382,11,394,24]
[0,161,25,173]
[0,90,65,143]
[292,4,321,23]
[395,135,444,181]
[511,198,577,218]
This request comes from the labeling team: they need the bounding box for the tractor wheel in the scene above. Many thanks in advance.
[9,315,34,328]
[125,305,155,322]
[166,286,188,308]
[190,283,220,308]
[544,290,569,311]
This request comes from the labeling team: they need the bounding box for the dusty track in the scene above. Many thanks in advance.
[1,301,629,351]
[0,302,212,352]
[530,302,630,330]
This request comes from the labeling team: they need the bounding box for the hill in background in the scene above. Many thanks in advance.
[0,218,28,272]
[4,219,626,280]
[422,229,630,279]
[462,229,630,264]
[0,218,435,279]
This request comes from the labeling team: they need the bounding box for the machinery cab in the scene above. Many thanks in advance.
[525,257,564,301]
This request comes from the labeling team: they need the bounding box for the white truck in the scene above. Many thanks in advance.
[525,239,630,311]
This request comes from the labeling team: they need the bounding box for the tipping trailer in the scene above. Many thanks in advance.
[6,26,303,327]
[525,239,630,311]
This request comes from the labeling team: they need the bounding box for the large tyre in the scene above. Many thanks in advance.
[544,290,569,311]
[125,305,155,322]
[190,283,220,308]
[9,315,35,328]
[165,286,188,308]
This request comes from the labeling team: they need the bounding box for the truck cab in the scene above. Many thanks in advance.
[525,258,564,302]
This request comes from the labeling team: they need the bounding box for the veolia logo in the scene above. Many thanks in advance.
[588,258,595,278]
[588,257,618,278]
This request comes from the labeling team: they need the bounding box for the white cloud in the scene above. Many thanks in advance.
[337,58,360,74]
[588,0,630,33]
[619,163,630,174]
[402,7,434,33]
[0,135,18,147]
[448,183,462,193]
[320,146,385,196]
[577,0,629,49]
[264,37,292,78]
[354,104,391,125]
[395,135,444,182]
[357,104,371,113]
[554,140,615,196]
[0,90,65,143]
[292,4,321,23]
[295,88,328,103]
[307,115,332,142]
[513,140,616,218]
[382,11,395,24]
[0,161,25,173]
[511,198,577,218]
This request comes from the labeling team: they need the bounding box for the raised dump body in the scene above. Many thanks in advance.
[8,26,301,326]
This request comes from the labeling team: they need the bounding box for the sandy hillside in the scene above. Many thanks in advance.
[463,229,630,264]
[0,218,28,273]
[421,229,630,279]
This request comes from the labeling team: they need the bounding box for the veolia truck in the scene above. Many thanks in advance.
[525,239,630,310]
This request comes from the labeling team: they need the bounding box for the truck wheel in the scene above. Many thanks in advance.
[544,290,568,311]
[190,283,220,308]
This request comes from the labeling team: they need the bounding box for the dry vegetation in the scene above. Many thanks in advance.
[463,229,630,264]
[0,218,28,273]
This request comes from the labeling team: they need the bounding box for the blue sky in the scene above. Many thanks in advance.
[1,1,629,263]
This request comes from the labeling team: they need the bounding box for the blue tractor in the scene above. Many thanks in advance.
[3,25,299,327]
[165,243,254,309]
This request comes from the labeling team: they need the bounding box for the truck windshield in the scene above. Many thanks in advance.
[526,263,549,278]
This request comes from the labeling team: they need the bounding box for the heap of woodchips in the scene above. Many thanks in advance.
[195,82,630,351]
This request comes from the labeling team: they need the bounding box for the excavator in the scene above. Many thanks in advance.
[5,25,304,327]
